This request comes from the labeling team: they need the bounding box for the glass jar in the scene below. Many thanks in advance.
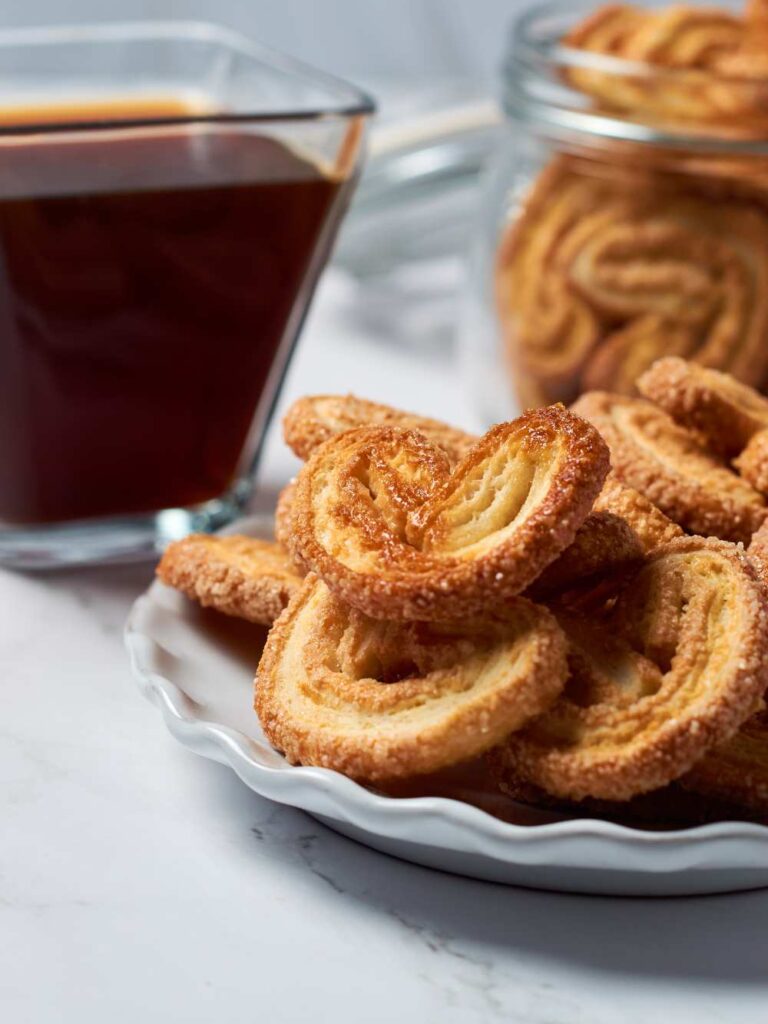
[0,21,373,568]
[462,0,768,424]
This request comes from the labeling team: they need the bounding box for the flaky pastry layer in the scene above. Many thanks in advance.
[496,157,768,407]
[255,575,567,781]
[572,391,767,542]
[289,406,609,620]
[682,710,768,814]
[490,536,768,802]
[283,394,476,465]
[156,534,301,626]
[638,356,768,456]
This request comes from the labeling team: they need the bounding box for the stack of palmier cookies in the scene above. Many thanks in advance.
[158,364,768,825]
[496,0,768,409]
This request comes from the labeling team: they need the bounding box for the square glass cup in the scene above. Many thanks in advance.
[0,21,373,567]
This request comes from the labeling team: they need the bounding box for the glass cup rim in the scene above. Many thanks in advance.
[0,19,376,136]
[503,0,768,154]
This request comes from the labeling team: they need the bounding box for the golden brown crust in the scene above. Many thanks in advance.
[563,3,768,125]
[282,394,477,465]
[274,480,297,550]
[682,710,768,815]
[490,537,768,802]
[748,517,768,586]
[734,429,768,496]
[527,511,643,599]
[572,391,767,542]
[493,770,747,827]
[581,318,694,398]
[496,157,768,407]
[495,159,605,406]
[156,534,301,625]
[289,407,609,620]
[592,473,683,553]
[638,356,768,456]
[254,575,568,782]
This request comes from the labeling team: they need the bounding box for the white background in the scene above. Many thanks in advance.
[0,0,526,90]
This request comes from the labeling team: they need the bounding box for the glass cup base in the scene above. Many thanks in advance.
[0,484,253,570]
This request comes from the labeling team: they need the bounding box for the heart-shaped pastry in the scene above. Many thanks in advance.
[288,405,609,620]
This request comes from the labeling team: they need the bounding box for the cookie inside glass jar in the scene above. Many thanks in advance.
[482,0,768,412]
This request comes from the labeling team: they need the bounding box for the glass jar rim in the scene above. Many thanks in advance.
[502,0,768,155]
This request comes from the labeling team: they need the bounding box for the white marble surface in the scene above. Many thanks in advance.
[3,271,768,1024]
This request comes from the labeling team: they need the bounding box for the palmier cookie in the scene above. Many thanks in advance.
[563,3,768,124]
[495,772,739,828]
[283,394,477,466]
[255,574,567,782]
[274,480,297,551]
[638,356,768,457]
[682,711,768,816]
[734,430,768,497]
[527,511,643,599]
[490,537,768,802]
[592,474,683,554]
[572,391,767,543]
[157,534,301,626]
[273,479,309,575]
[289,406,609,620]
[749,517,768,587]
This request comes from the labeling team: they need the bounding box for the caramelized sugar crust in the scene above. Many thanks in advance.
[572,390,767,542]
[288,406,610,620]
[283,394,477,466]
[255,574,567,781]
[490,537,768,802]
[592,473,684,553]
[638,356,768,456]
[527,510,643,598]
[683,710,768,813]
[496,158,768,407]
[157,534,301,626]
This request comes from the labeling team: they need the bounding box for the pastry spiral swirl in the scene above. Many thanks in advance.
[489,537,768,801]
[255,574,568,781]
[157,535,302,626]
[283,394,477,466]
[496,158,768,406]
[592,473,683,553]
[288,406,609,620]
[638,356,768,454]
[572,390,767,542]
[682,710,768,814]
[639,355,768,497]
[564,3,768,125]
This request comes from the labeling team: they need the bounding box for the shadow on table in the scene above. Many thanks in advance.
[188,751,768,989]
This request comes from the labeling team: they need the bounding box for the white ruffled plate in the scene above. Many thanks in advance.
[125,516,768,896]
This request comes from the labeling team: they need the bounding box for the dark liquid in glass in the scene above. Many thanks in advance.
[0,100,345,523]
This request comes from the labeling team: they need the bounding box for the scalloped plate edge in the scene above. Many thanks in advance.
[125,572,768,886]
